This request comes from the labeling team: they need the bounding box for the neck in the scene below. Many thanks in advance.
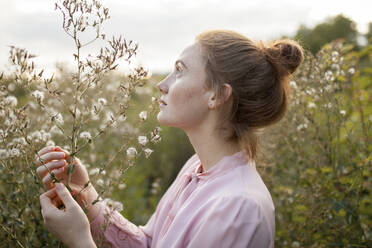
[184,122,241,172]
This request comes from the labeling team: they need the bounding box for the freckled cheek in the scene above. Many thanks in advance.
[170,85,200,108]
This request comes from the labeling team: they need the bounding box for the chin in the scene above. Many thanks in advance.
[156,112,171,126]
[157,112,182,128]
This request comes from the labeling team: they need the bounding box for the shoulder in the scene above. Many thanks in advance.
[198,172,275,232]
[204,195,264,218]
[208,164,275,214]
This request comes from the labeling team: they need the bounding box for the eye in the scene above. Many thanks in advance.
[174,64,182,75]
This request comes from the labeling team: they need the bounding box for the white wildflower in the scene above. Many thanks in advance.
[89,168,100,176]
[325,70,335,81]
[152,181,160,189]
[13,137,27,146]
[297,123,308,131]
[151,97,156,103]
[8,83,15,92]
[340,110,346,116]
[5,96,17,107]
[126,147,137,160]
[96,179,104,186]
[151,188,158,195]
[104,198,123,212]
[118,183,126,190]
[9,148,20,157]
[118,114,127,122]
[40,130,51,141]
[308,102,316,109]
[289,81,297,89]
[98,98,107,106]
[79,131,92,140]
[138,135,148,146]
[291,241,300,248]
[0,149,8,159]
[52,112,64,124]
[348,68,355,74]
[151,134,161,143]
[139,111,147,121]
[31,90,44,102]
[30,131,42,142]
[144,148,153,158]
[0,110,5,117]
[46,140,55,147]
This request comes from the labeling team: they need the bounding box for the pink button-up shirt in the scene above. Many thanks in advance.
[90,151,275,247]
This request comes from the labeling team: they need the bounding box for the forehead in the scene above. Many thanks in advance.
[178,43,205,68]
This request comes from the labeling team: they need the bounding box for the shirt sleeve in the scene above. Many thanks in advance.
[90,201,151,248]
[187,196,274,248]
[89,154,199,248]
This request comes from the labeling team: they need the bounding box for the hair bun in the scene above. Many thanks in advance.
[263,39,304,77]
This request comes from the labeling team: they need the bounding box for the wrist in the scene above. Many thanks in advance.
[84,186,104,222]
[70,232,96,248]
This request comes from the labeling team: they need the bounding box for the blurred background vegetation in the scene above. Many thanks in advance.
[1,13,371,247]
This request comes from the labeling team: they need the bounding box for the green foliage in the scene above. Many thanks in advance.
[295,14,359,54]
[259,39,372,247]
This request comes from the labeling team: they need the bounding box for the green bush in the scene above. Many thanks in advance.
[259,39,372,247]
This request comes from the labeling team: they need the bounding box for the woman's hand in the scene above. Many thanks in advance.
[35,146,101,220]
[40,183,97,248]
[35,146,90,191]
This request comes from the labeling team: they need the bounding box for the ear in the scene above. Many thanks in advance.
[208,83,233,109]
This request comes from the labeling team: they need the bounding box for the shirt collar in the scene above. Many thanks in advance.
[192,150,254,181]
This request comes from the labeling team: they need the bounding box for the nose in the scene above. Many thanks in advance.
[157,77,169,94]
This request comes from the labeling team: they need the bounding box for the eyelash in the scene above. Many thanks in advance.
[174,65,182,76]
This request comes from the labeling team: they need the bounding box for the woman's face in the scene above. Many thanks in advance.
[156,42,213,129]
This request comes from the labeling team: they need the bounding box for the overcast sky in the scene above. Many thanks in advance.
[0,0,371,76]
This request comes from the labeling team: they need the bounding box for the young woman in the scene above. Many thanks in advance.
[36,30,304,248]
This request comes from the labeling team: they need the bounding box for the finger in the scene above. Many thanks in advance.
[54,146,72,161]
[55,183,77,209]
[36,160,67,179]
[52,195,64,208]
[36,152,66,166]
[51,188,79,207]
[40,188,58,212]
[35,146,55,160]
[42,167,66,189]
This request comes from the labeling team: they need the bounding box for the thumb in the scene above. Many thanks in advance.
[55,183,77,209]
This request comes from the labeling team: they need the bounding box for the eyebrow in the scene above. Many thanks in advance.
[175,60,187,69]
